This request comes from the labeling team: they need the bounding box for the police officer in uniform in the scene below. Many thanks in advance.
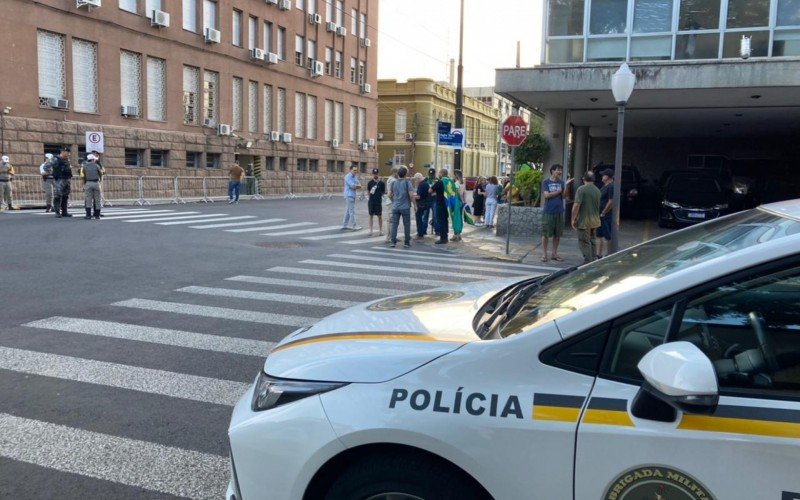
[91,150,105,216]
[39,153,55,212]
[52,147,73,218]
[0,155,14,211]
[80,153,103,219]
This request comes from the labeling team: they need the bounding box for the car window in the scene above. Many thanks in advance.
[674,267,800,397]
[604,306,672,381]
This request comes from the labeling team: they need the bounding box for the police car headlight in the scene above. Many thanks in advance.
[251,372,347,412]
[714,203,728,210]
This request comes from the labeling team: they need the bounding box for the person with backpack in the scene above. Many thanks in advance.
[388,165,416,248]
[40,153,56,212]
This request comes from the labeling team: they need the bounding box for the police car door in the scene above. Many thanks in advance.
[575,262,800,500]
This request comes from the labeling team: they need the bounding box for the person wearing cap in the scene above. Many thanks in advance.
[0,155,15,211]
[80,153,104,219]
[571,171,602,263]
[596,168,615,259]
[414,170,433,239]
[540,164,566,262]
[366,168,385,236]
[40,153,56,212]
[52,147,74,217]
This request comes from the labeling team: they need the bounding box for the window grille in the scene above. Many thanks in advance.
[248,81,258,133]
[72,39,98,113]
[120,50,142,112]
[232,77,243,131]
[358,107,366,143]
[349,106,357,143]
[295,92,305,138]
[183,66,200,124]
[203,70,219,123]
[37,30,66,104]
[147,57,166,121]
[334,101,343,143]
[277,88,286,133]
[263,84,273,132]
[324,100,333,141]
[306,95,316,139]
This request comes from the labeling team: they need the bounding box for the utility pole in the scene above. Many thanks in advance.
[453,0,464,175]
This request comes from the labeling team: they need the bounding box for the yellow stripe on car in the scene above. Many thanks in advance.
[679,415,800,439]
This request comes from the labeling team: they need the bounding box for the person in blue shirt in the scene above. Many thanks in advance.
[342,165,362,230]
[540,164,568,262]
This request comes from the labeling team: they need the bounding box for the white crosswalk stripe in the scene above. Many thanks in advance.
[303,230,377,241]
[189,218,286,229]
[261,225,346,236]
[328,253,529,275]
[124,213,231,223]
[226,221,316,233]
[113,298,318,326]
[101,210,186,220]
[23,317,274,357]
[0,413,229,500]
[157,215,256,226]
[355,248,554,271]
[178,286,359,308]
[267,266,459,286]
[0,346,249,406]
[300,259,495,280]
[341,235,391,245]
[226,275,411,296]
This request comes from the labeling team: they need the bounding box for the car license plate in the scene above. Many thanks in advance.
[688,212,705,219]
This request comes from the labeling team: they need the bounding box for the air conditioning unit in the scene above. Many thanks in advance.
[282,132,292,143]
[265,0,278,4]
[367,138,375,147]
[77,0,101,8]
[404,133,414,141]
[311,60,324,77]
[360,83,371,94]
[121,105,139,117]
[267,52,279,64]
[309,13,322,25]
[326,22,337,32]
[336,26,347,37]
[270,131,280,141]
[331,139,339,148]
[203,118,217,128]
[250,48,266,61]
[205,28,221,44]
[377,132,384,140]
[360,37,371,48]
[45,97,69,109]
[279,0,291,10]
[217,124,232,136]
[359,142,369,151]
[150,10,170,27]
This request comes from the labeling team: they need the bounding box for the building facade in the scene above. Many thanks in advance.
[497,0,800,190]
[464,87,535,175]
[0,0,378,191]
[377,79,499,178]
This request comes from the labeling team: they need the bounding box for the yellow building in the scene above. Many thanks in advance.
[377,79,499,177]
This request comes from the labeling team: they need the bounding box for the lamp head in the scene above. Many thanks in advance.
[611,63,636,105]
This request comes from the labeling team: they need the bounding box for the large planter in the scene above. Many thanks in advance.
[495,204,544,237]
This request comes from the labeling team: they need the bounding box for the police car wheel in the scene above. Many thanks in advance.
[324,451,485,500]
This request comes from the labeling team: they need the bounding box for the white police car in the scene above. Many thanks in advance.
[228,201,800,500]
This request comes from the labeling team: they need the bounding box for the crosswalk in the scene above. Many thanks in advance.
[26,206,478,245]
[1,242,550,498]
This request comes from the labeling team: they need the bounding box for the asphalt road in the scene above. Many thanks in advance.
[0,197,553,499]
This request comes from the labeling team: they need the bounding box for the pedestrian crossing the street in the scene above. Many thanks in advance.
[3,217,550,498]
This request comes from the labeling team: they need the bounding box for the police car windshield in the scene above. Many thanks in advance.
[499,208,800,337]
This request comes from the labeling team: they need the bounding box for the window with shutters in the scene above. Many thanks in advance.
[325,47,332,75]
[146,57,166,121]
[120,50,142,114]
[145,0,162,18]
[248,81,258,133]
[203,70,219,123]
[358,61,365,85]
[295,35,304,65]
[358,107,366,143]
[183,66,200,124]
[334,101,343,143]
[324,100,333,141]
[395,109,406,133]
[263,22,272,53]
[72,39,98,113]
[232,10,242,46]
[203,0,217,31]
[278,27,286,59]
[263,84,273,132]
[120,0,137,14]
[306,95,316,140]
[351,8,357,34]
[232,77,243,131]
[335,51,343,78]
[295,92,305,138]
[359,12,366,38]
[248,16,257,50]
[277,88,286,133]
[335,0,343,25]
[306,39,316,69]
[350,57,356,83]
[183,0,197,32]
[37,30,66,105]
[349,106,357,143]
[325,0,333,22]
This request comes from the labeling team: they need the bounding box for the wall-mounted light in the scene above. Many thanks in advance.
[740,35,751,60]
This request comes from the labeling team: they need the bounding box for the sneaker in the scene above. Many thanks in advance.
[235,200,239,204]
[228,199,234,204]
[435,239,448,245]
[414,235,424,240]
[390,243,396,248]
[403,243,411,248]
[350,226,362,231]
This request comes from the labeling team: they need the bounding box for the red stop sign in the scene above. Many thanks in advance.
[501,115,528,147]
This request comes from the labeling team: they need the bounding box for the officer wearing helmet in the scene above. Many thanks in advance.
[40,153,56,212]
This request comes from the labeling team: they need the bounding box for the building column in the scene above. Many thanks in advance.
[573,126,589,181]
[543,109,567,169]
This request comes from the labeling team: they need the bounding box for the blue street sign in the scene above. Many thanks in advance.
[437,122,451,135]
[438,128,465,149]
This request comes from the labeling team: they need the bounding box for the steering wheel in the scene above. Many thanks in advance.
[748,312,780,372]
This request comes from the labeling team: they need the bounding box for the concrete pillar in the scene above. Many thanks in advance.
[573,126,590,180]
[543,109,566,169]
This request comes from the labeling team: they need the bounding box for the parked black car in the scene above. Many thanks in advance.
[658,169,731,227]
[592,164,651,218]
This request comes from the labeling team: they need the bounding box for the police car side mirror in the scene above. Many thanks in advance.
[636,342,719,416]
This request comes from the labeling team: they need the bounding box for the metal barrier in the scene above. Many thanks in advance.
[102,175,143,206]
[284,175,297,199]
[242,176,264,200]
[319,175,332,199]
[175,176,208,203]
[9,174,46,207]
[203,176,230,202]
[140,176,178,205]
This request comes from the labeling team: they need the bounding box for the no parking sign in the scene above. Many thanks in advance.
[85,131,104,153]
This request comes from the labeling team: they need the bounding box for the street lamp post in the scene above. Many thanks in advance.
[610,64,636,254]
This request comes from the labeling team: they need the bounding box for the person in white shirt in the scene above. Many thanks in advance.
[39,153,55,212]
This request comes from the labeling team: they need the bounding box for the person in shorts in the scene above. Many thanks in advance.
[540,164,566,262]
[366,168,385,236]
[596,169,615,259]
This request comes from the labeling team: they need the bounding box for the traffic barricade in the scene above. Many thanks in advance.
[242,176,263,200]
[10,174,46,208]
[284,175,297,199]
[101,175,143,206]
[319,175,332,199]
[203,176,230,202]
[66,177,85,209]
[175,176,207,203]
[140,176,178,205]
